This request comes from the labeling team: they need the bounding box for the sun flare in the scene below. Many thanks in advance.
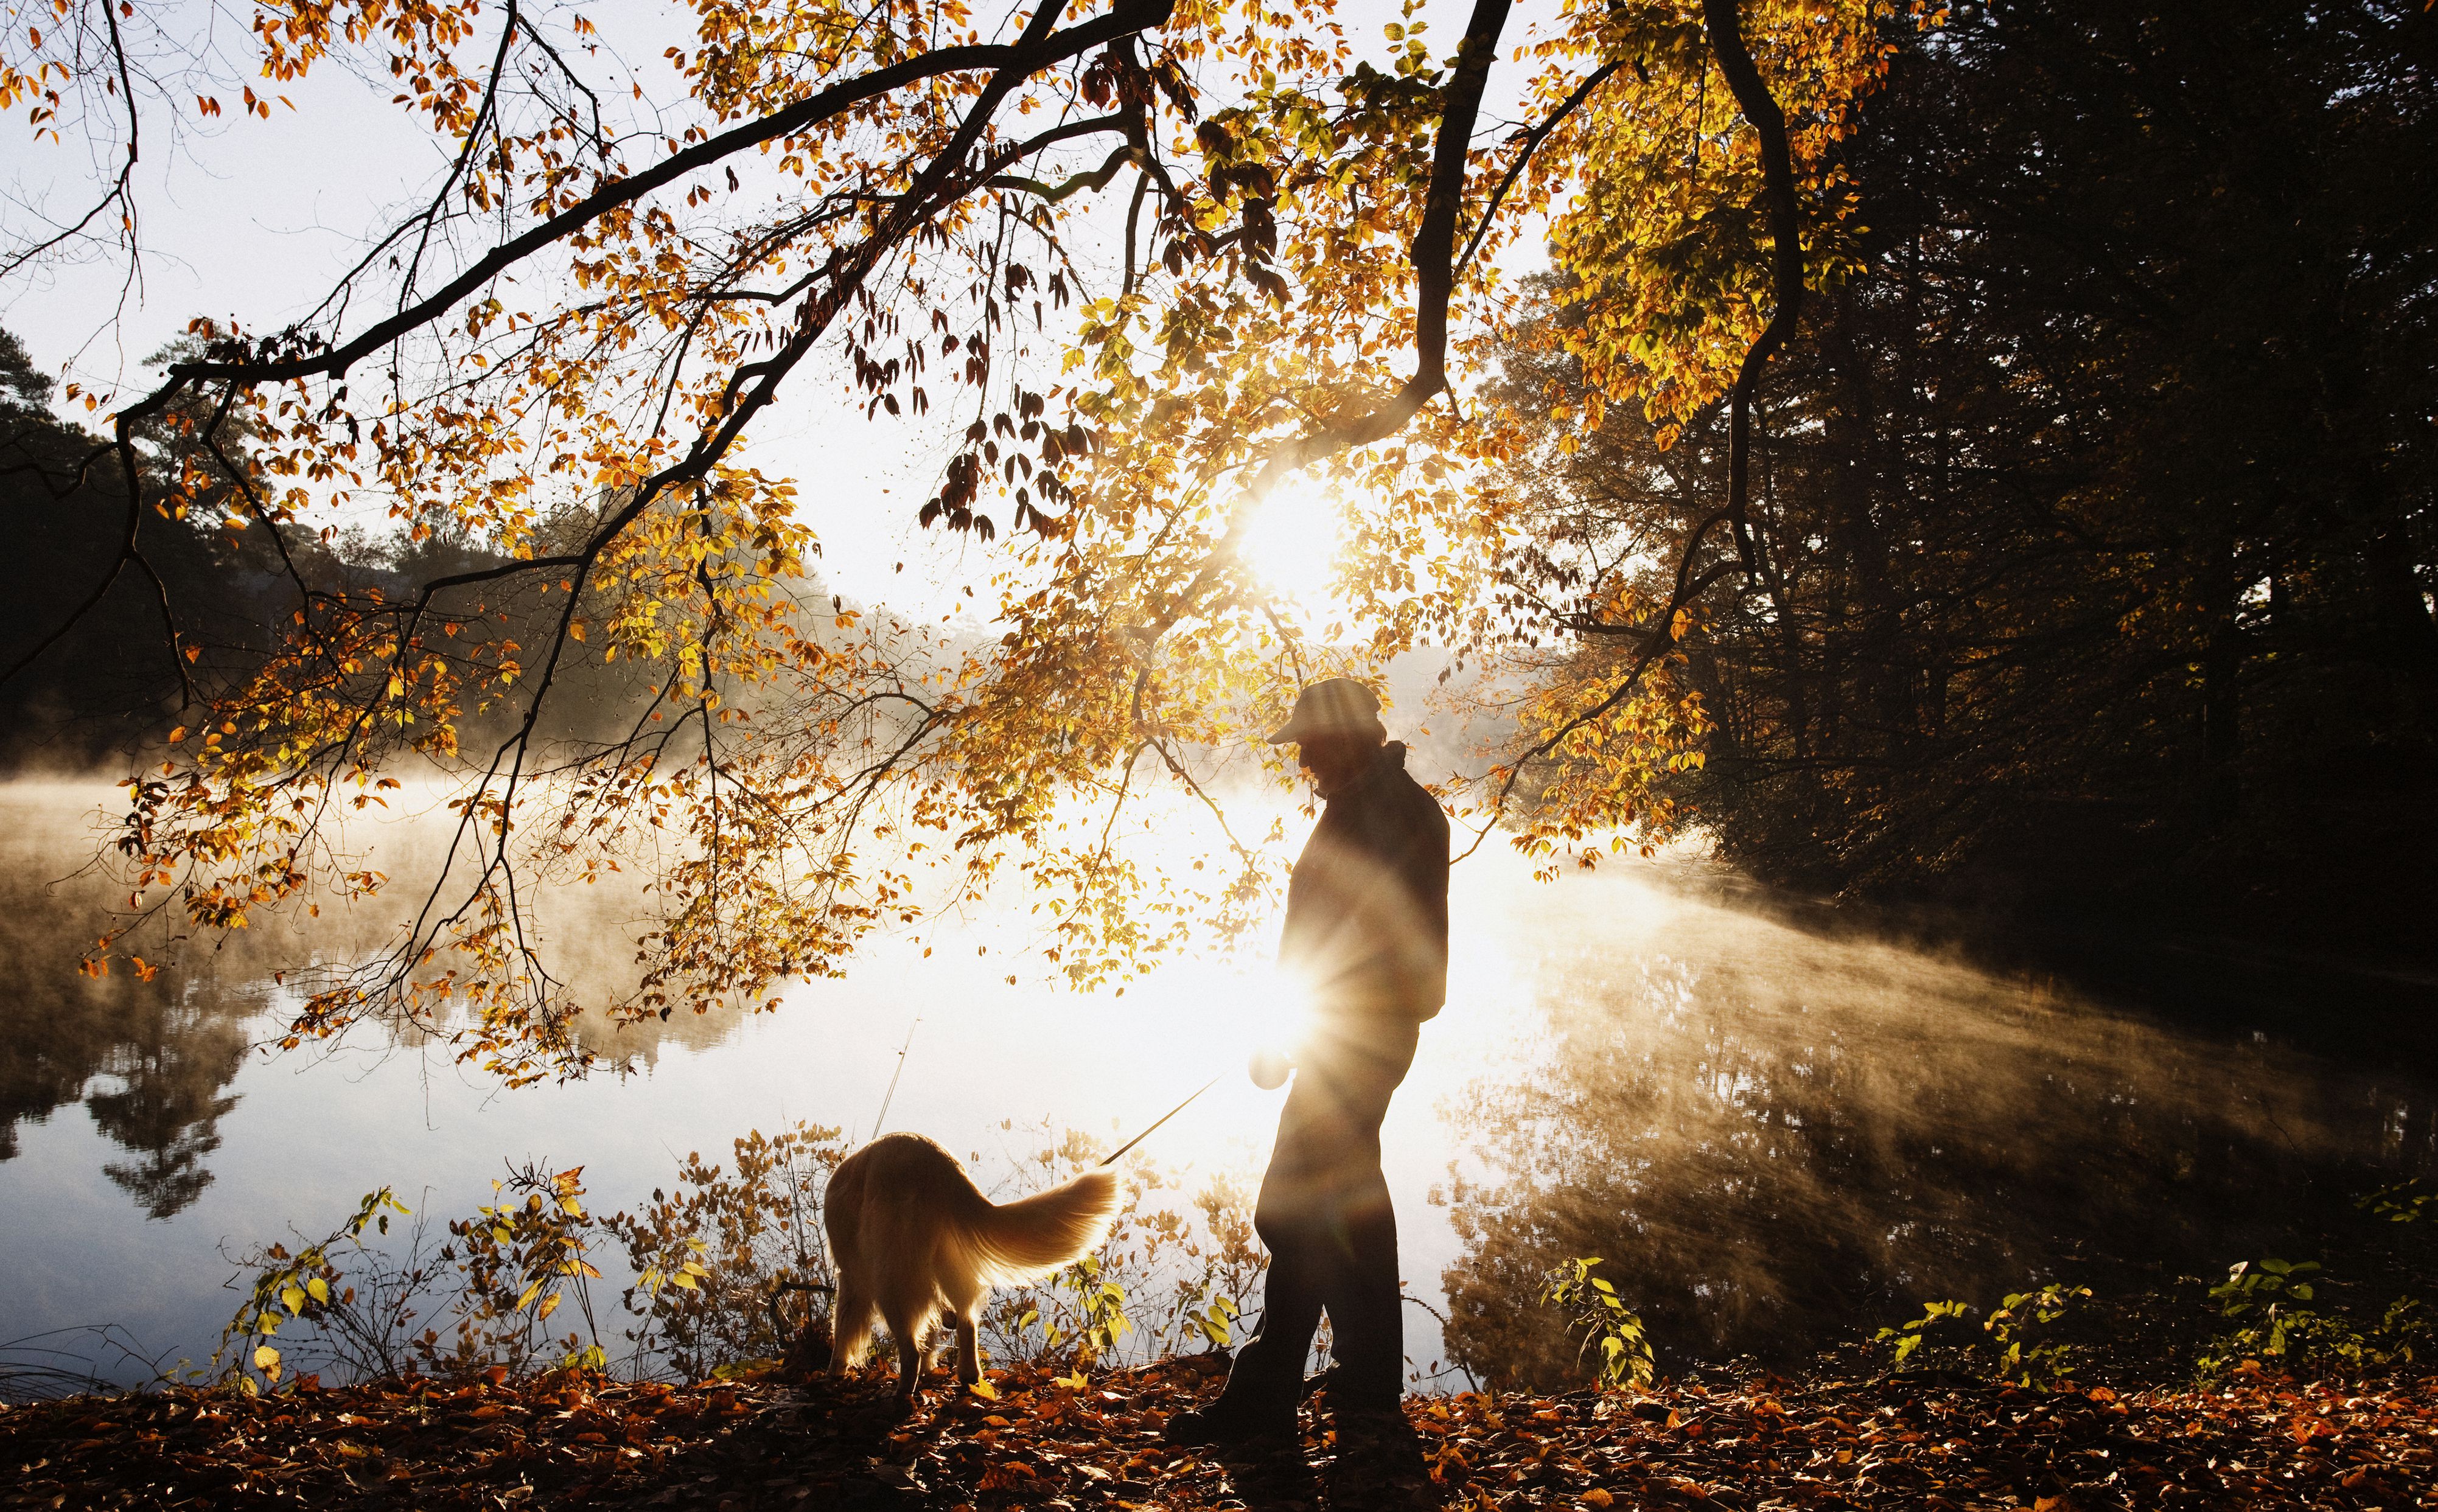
[1156,956,1322,1066]
[1235,475,1344,613]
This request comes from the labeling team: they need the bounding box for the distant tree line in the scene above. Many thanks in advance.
[0,329,718,772]
[2,326,287,768]
[1495,0,2436,947]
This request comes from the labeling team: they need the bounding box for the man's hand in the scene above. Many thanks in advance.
[1249,1046,1294,1090]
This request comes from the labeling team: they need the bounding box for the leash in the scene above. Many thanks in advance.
[1099,1071,1225,1166]
[869,1017,921,1137]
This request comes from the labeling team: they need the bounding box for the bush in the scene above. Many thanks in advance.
[1875,1283,2090,1387]
[215,1120,1263,1393]
[2196,1258,2429,1382]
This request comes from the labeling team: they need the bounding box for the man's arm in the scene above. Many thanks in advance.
[1394,786,1452,1016]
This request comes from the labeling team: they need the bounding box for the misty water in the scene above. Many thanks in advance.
[2,782,2432,1393]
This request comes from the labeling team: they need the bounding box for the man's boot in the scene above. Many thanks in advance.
[1164,1391,1298,1447]
[1305,1365,1404,1421]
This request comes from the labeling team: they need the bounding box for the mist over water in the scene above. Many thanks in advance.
[1,784,2429,1392]
[1434,881,2437,1382]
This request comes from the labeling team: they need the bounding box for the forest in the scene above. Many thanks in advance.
[1493,1,2435,946]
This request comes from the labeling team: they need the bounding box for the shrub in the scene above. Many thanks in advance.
[217,1120,1263,1392]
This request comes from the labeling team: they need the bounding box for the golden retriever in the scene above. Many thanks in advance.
[825,1132,1119,1396]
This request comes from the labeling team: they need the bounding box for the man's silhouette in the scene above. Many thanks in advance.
[1170,677,1450,1444]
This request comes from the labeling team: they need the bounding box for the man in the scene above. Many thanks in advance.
[1170,676,1450,1444]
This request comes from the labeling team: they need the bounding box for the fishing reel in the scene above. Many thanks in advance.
[1248,1045,1294,1090]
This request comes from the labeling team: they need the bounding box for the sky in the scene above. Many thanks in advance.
[2,7,976,616]
[1,0,1566,622]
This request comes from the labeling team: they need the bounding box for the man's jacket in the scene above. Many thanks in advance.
[1279,741,1450,1020]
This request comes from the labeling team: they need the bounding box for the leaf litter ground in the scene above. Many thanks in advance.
[7,1354,2437,1511]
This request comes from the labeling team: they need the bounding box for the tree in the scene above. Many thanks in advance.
[0,329,51,412]
[1489,0,2438,939]
[1,0,1902,1081]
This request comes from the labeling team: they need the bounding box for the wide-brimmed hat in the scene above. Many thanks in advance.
[1265,677,1383,744]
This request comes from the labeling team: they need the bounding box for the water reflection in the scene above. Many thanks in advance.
[0,805,259,1217]
[0,787,758,1219]
[1434,885,2438,1387]
[83,1000,250,1219]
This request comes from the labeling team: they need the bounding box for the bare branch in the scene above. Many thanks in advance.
[1452,61,1622,280]
[165,0,1175,393]
[0,0,141,280]
[991,143,1137,203]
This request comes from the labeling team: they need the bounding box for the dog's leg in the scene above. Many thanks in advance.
[893,1325,924,1400]
[828,1277,877,1378]
[934,1267,986,1388]
[953,1314,982,1386]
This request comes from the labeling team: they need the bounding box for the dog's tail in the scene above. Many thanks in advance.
[954,1167,1122,1283]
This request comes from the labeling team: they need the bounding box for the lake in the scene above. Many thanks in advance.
[2,782,2431,1394]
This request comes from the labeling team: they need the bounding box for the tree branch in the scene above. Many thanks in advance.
[1702,0,1804,580]
[1130,0,1509,669]
[1457,0,1808,846]
[165,0,1175,392]
[990,142,1137,203]
[0,0,141,280]
[1452,60,1622,280]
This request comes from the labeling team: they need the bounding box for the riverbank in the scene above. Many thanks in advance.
[5,1357,2435,1511]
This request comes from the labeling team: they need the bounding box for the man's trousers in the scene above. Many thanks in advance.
[1217,1014,1420,1416]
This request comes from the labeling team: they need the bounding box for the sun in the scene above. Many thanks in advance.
[1234,473,1344,613]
